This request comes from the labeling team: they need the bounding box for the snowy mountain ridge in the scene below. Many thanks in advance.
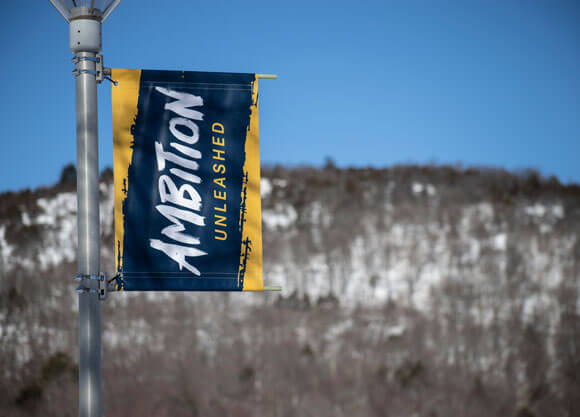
[1,164,579,417]
[0,166,577,312]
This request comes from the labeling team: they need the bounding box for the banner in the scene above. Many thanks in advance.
[111,69,263,291]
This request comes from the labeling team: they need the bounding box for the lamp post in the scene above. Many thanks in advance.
[48,2,121,416]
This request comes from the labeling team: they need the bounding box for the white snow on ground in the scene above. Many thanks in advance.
[262,203,297,229]
[523,203,564,235]
[260,178,272,198]
[492,233,507,251]
[261,178,288,199]
[552,204,564,218]
[412,182,423,194]
[411,182,436,196]
[36,192,77,269]
[0,225,14,268]
[36,192,77,225]
[525,203,546,218]
[309,201,332,248]
[310,201,332,228]
[306,254,331,300]
[366,321,406,343]
[463,202,494,224]
[273,178,287,187]
[0,183,116,272]
[522,293,554,323]
[21,211,31,226]
[0,176,574,342]
[324,319,353,342]
[247,192,570,320]
[525,203,564,219]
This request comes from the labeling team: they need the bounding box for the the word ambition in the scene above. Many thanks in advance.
[149,86,207,276]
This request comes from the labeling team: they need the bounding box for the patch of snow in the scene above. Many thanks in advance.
[36,192,77,224]
[35,192,77,269]
[11,184,115,271]
[411,182,424,194]
[21,212,31,226]
[525,203,564,226]
[465,202,494,223]
[310,201,332,228]
[412,182,436,196]
[522,293,553,321]
[386,323,406,338]
[369,323,406,340]
[426,184,436,196]
[262,203,297,229]
[525,204,547,218]
[273,178,287,187]
[260,178,272,198]
[0,225,14,268]
[552,204,564,219]
[324,319,353,342]
[307,254,332,300]
[466,239,481,262]
[492,233,507,251]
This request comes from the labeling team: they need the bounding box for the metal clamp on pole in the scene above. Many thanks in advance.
[75,273,107,300]
[95,54,104,83]
[72,55,100,64]
[73,68,98,77]
[72,53,108,83]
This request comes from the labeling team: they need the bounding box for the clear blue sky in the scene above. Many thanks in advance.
[1,0,579,191]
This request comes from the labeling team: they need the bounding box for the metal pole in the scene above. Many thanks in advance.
[73,19,102,417]
[48,2,121,415]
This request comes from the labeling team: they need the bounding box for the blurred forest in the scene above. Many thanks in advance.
[0,164,579,417]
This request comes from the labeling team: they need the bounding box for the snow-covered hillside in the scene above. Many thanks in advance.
[0,167,578,312]
[0,165,579,417]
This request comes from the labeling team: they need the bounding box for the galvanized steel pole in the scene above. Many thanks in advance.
[71,10,102,417]
[75,51,102,417]
[49,2,122,415]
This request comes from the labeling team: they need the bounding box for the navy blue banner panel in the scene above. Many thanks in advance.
[112,69,264,292]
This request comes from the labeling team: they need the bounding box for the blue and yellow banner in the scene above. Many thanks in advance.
[111,69,263,291]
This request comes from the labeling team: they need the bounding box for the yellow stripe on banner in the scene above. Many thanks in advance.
[241,75,264,291]
[111,69,141,279]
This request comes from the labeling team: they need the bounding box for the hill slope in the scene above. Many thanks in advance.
[0,165,578,417]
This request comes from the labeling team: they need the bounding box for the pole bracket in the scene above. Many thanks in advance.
[72,55,100,64]
[72,69,98,77]
[75,273,107,300]
[95,54,104,83]
[72,54,108,83]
